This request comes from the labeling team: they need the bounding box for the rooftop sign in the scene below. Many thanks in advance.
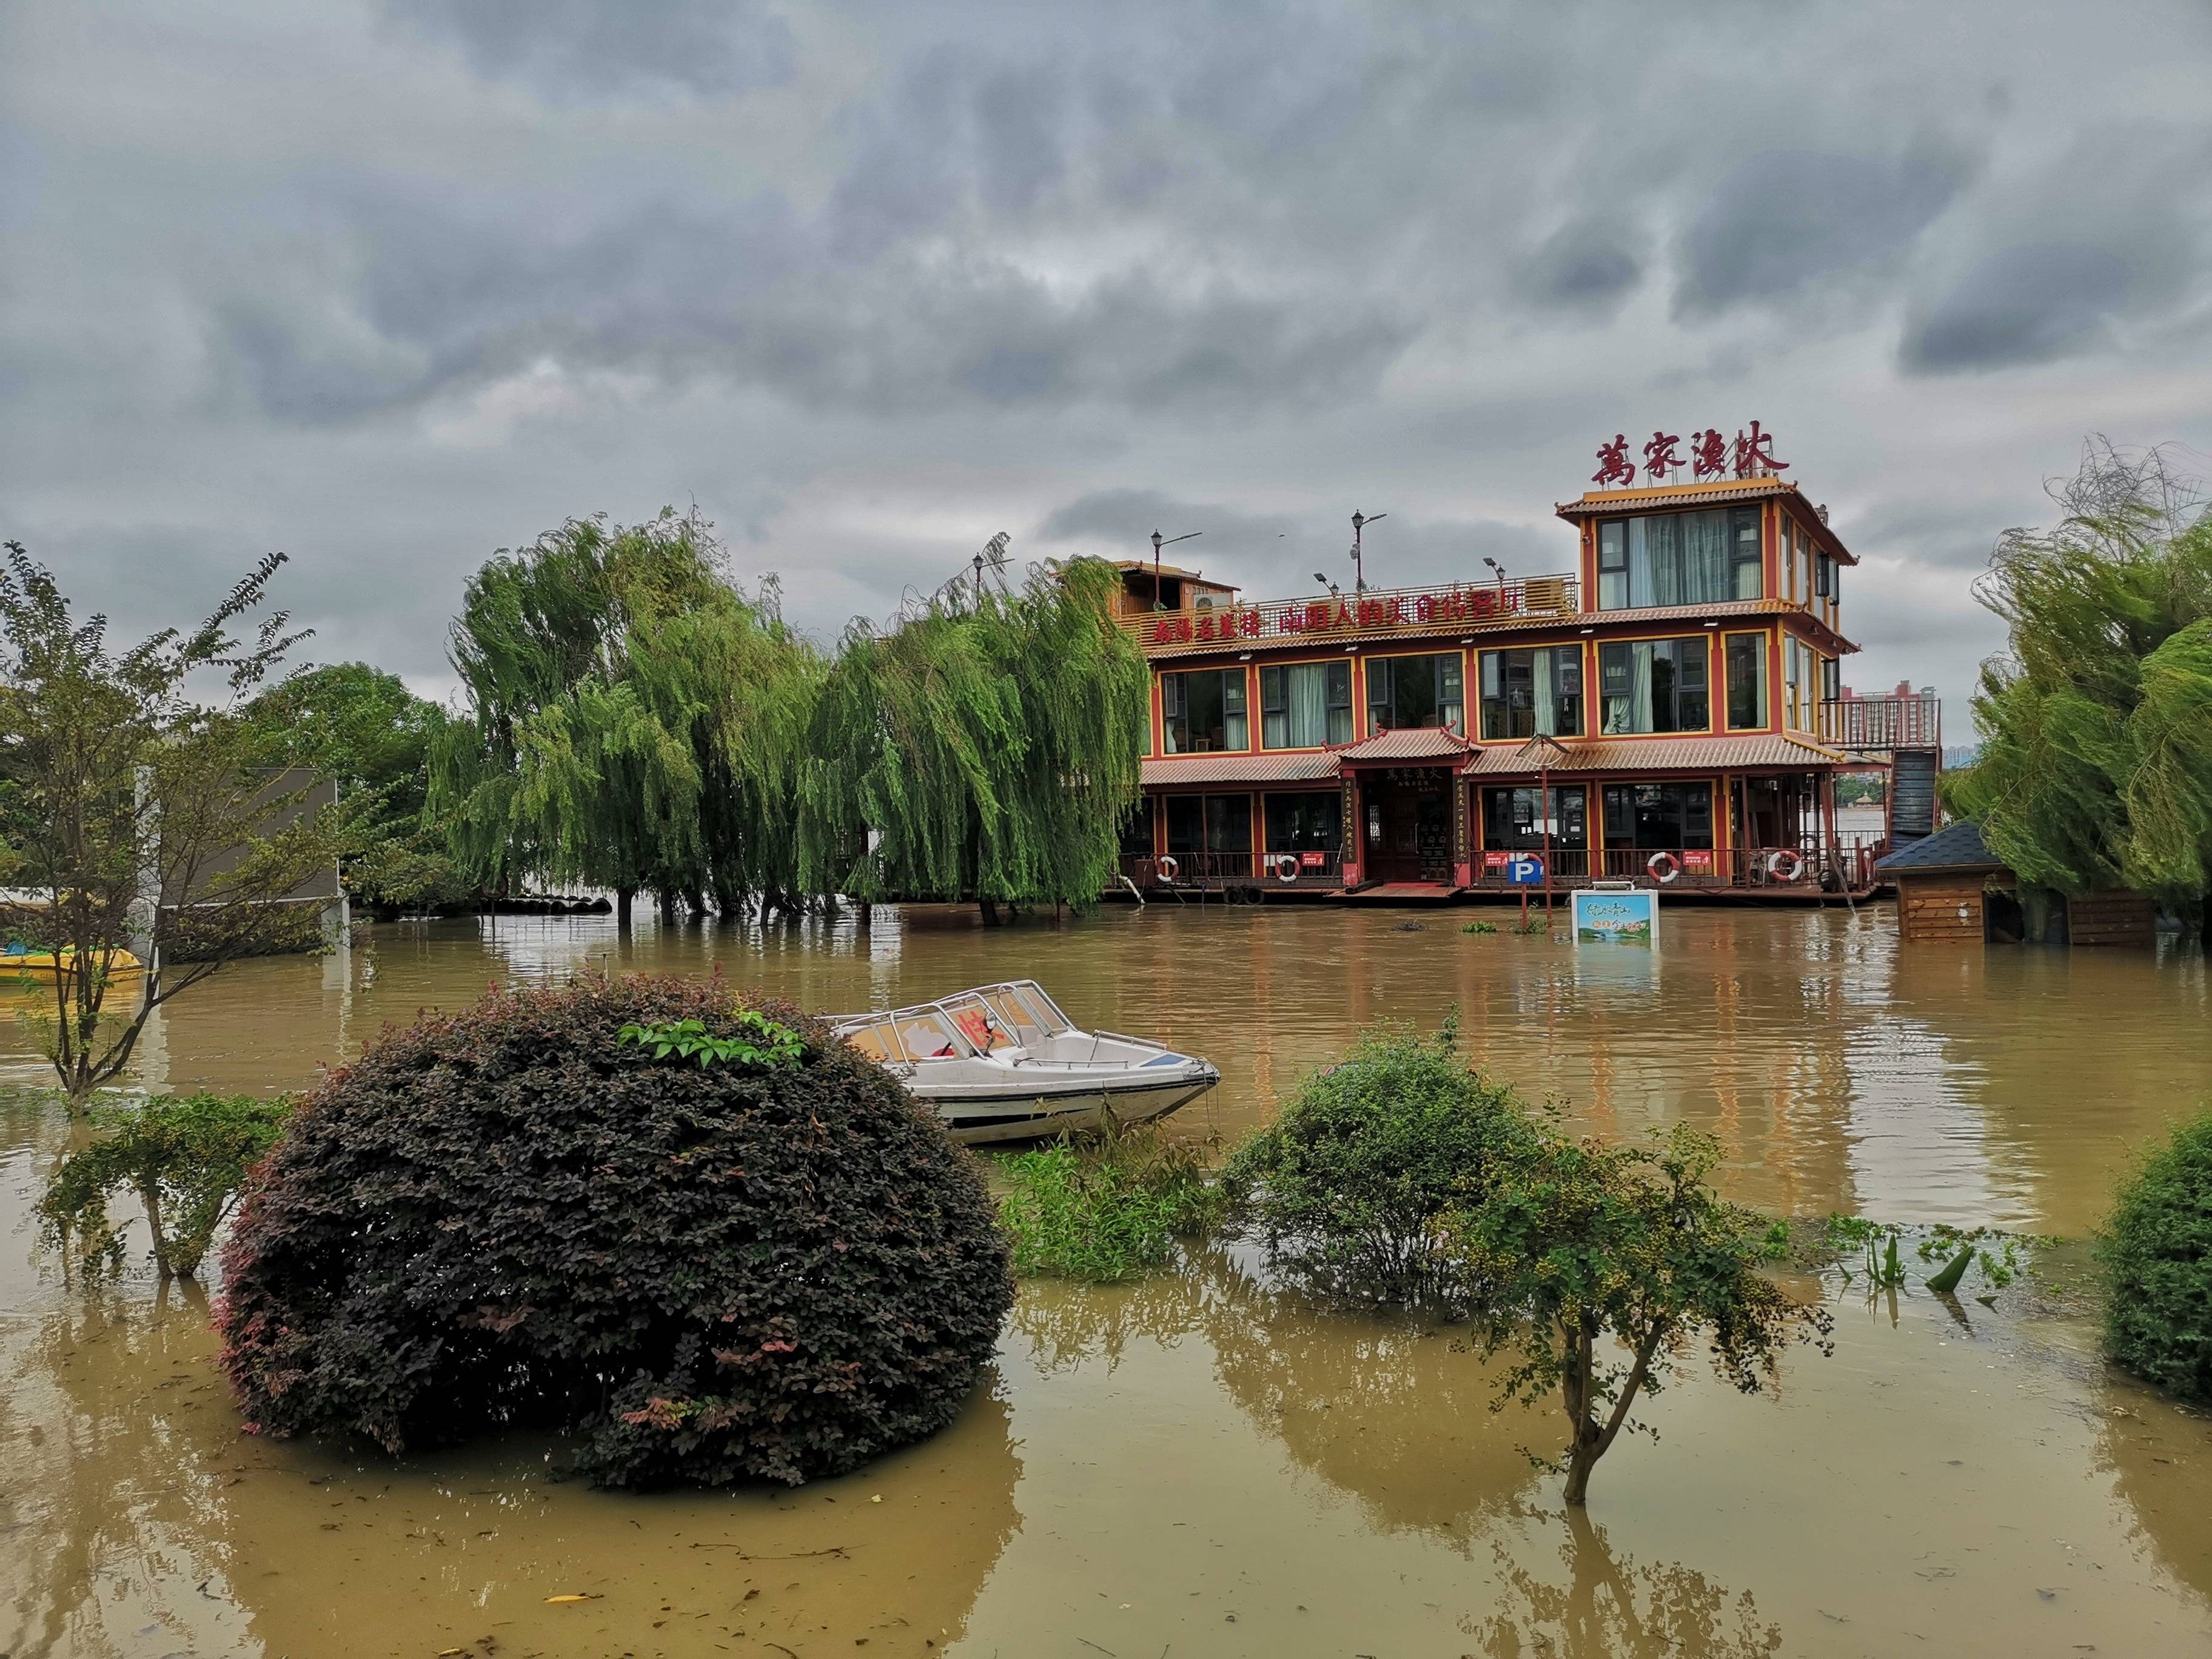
[1594,421,1787,488]
[1131,576,1578,649]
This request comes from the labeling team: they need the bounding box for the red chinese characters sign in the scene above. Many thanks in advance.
[1593,421,1788,486]
[1145,583,1530,648]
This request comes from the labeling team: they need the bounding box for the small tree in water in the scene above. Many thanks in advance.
[39,1092,293,1279]
[0,543,341,1110]
[1455,1123,1832,1507]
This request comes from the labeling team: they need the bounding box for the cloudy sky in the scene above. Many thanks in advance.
[5,1,2211,731]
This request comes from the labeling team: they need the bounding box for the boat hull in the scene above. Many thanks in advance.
[926,1071,1218,1145]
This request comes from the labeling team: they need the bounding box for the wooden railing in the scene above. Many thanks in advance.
[1820,695,1940,752]
[1121,575,1580,655]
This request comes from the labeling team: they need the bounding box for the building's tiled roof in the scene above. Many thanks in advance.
[1141,752,1340,786]
[1556,474,1858,566]
[1873,819,2001,874]
[1337,728,1475,763]
[1464,734,1845,775]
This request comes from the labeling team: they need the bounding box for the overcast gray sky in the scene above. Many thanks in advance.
[5,1,2211,733]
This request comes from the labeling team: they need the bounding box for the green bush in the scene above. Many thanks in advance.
[998,1124,1221,1282]
[2100,1108,2212,1403]
[39,1092,294,1279]
[217,976,1013,1488]
[1222,1014,1529,1304]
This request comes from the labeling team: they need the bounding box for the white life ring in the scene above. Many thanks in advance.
[1272,853,1301,883]
[1645,851,1681,884]
[1156,854,1179,881]
[1766,848,1805,883]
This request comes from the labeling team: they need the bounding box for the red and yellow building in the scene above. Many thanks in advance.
[1118,471,1937,900]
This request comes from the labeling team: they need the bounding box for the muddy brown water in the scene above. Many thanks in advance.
[3,903,2209,1657]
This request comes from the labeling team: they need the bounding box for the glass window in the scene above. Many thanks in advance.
[1733,510,1763,600]
[1162,668,1248,753]
[1259,660,1353,748]
[1815,552,1835,600]
[1479,646,1583,739]
[1725,634,1768,729]
[1482,786,1587,850]
[1794,523,1812,605]
[1596,508,1763,609]
[1164,793,1253,854]
[1820,655,1840,706]
[1783,637,1804,731]
[1366,652,1464,733]
[1601,783,1714,851]
[1598,637,1710,734]
[1262,791,1342,851]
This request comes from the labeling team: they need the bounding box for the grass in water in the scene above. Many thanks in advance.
[997,1122,1222,1282]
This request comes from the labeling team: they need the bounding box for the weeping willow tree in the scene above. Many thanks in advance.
[799,557,1147,917]
[1945,441,2212,940]
[429,511,819,929]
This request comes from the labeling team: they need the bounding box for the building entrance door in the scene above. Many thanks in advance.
[1362,769,1453,883]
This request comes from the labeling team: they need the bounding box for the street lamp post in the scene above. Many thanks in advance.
[1350,511,1386,594]
[1150,529,1201,611]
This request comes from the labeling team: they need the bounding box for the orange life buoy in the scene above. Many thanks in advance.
[1766,848,1805,883]
[1645,851,1681,884]
[1273,854,1300,883]
[1157,854,1179,881]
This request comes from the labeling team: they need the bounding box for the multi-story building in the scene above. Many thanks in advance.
[1114,467,1939,900]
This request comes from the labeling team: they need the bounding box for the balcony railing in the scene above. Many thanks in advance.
[1121,575,1580,655]
[1819,694,1940,752]
[1119,849,1343,890]
[1469,834,1888,893]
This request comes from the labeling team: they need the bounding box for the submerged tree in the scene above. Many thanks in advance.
[430,512,818,928]
[799,556,1146,916]
[1453,1124,1832,1508]
[1945,441,2212,936]
[0,543,341,1110]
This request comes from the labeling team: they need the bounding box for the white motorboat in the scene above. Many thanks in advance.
[827,980,1219,1145]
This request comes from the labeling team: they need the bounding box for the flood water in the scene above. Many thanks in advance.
[4,903,2210,1657]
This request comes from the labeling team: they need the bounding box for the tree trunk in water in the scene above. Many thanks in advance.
[979,897,1000,927]
[1562,1435,1598,1506]
[857,900,873,930]
[616,888,635,934]
[658,890,679,926]
[139,1180,169,1280]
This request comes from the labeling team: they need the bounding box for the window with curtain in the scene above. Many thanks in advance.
[1725,634,1768,729]
[1482,786,1587,849]
[1783,637,1806,731]
[1479,646,1583,739]
[1601,783,1714,850]
[1259,660,1353,748]
[1161,668,1248,752]
[1164,793,1253,854]
[1262,791,1342,851]
[1366,652,1464,732]
[1597,508,1763,609]
[1598,637,1710,734]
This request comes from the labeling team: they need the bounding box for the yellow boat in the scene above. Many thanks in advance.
[1,945,144,980]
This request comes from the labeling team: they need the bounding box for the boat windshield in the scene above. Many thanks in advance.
[893,1007,972,1061]
[1001,982,1073,1035]
[839,1015,903,1064]
[938,993,1017,1053]
[977,983,1068,1047]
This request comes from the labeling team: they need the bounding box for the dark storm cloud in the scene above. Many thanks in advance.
[377,0,796,99]
[1905,242,2137,372]
[1674,146,1964,317]
[211,173,1416,422]
[1517,216,1644,313]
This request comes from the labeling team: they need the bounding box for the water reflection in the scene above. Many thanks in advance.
[1474,1509,1781,1659]
[2098,1378,2212,1606]
[1194,1246,1544,1541]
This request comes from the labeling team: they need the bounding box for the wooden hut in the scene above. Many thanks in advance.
[1875,820,2156,946]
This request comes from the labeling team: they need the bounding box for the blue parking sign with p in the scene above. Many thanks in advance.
[1506,856,1545,885]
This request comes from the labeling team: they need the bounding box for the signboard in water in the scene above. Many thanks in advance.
[1571,887,1658,947]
